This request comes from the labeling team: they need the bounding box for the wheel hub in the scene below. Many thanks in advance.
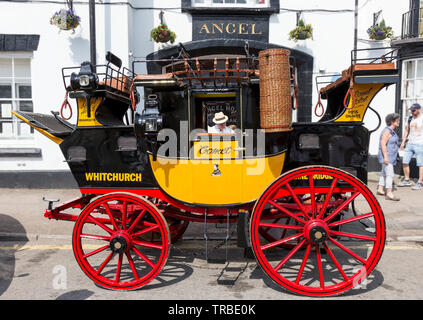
[304,220,329,244]
[110,232,131,254]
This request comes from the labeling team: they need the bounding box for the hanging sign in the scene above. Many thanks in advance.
[192,15,269,42]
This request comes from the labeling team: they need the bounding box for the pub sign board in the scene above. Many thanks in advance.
[192,15,269,42]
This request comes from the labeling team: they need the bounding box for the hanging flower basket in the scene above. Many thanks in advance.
[50,8,80,32]
[367,19,394,41]
[289,19,313,42]
[150,24,176,44]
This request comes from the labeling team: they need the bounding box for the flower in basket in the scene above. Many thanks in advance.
[150,24,176,44]
[50,9,81,32]
[289,19,313,42]
[367,19,394,41]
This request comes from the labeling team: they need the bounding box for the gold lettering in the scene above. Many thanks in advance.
[212,23,224,34]
[239,23,249,35]
[199,24,211,34]
[226,23,236,34]
[136,174,142,182]
[251,23,262,35]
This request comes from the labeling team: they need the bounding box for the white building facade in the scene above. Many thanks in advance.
[0,0,414,187]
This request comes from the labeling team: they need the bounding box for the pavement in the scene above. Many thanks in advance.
[0,173,423,244]
[367,172,423,242]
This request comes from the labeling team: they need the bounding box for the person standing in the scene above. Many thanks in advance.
[398,103,423,190]
[377,113,401,200]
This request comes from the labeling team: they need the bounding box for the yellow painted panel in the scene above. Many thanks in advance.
[335,83,384,122]
[77,97,103,127]
[149,152,285,205]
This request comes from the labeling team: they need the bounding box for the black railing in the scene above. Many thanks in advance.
[351,47,398,66]
[61,63,135,97]
[401,8,421,39]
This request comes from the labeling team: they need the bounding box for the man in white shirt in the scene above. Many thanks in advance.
[399,103,423,190]
[208,112,235,134]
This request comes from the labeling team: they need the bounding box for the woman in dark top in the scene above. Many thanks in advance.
[377,113,400,201]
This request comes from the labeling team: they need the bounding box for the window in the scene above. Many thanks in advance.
[401,58,423,131]
[192,0,268,7]
[0,54,34,139]
[419,1,423,37]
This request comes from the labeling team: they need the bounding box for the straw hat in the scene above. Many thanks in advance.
[212,112,228,125]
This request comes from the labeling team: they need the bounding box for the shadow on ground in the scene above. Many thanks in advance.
[0,214,29,296]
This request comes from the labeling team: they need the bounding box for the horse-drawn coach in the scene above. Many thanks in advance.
[13,44,398,296]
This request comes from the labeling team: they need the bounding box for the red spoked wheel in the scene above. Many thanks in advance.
[250,166,385,297]
[72,192,170,290]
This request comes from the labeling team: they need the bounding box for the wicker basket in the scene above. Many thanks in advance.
[259,48,292,132]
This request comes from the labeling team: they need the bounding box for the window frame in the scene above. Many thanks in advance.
[181,0,279,14]
[401,57,423,134]
[0,51,34,143]
[191,0,269,8]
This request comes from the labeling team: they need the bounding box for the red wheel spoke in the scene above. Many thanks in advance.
[328,212,375,228]
[315,245,325,288]
[133,239,163,250]
[323,243,348,281]
[324,191,360,223]
[126,252,140,280]
[328,236,367,264]
[295,244,312,284]
[317,178,338,219]
[131,224,160,238]
[268,200,306,225]
[308,175,316,218]
[274,239,307,272]
[121,201,127,230]
[261,233,303,251]
[261,217,280,233]
[132,246,156,269]
[103,203,119,231]
[330,230,377,242]
[127,209,147,234]
[96,251,114,275]
[284,183,310,220]
[82,244,109,259]
[258,222,303,230]
[115,253,123,283]
[86,215,114,234]
[80,234,111,242]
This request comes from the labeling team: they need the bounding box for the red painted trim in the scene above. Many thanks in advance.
[79,188,247,216]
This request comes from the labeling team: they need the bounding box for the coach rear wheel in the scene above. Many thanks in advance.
[250,166,386,297]
[72,192,170,290]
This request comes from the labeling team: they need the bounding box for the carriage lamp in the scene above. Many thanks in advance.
[70,61,98,91]
[134,94,163,135]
